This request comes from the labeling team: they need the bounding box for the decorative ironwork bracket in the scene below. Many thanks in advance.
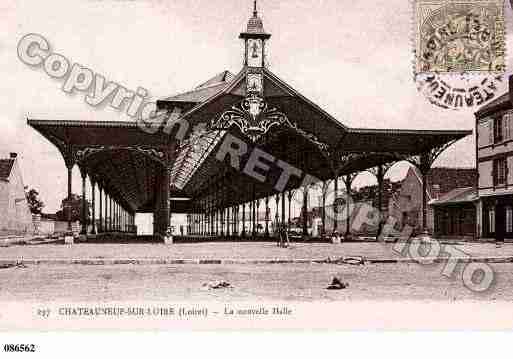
[75,145,167,167]
[211,94,330,154]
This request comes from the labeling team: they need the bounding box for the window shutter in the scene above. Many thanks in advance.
[505,113,511,140]
[492,161,496,188]
[506,158,510,189]
[504,114,510,141]
[489,120,494,144]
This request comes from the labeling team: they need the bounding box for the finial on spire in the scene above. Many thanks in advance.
[240,0,270,39]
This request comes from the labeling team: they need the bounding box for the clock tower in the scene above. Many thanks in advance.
[212,1,289,143]
[240,1,271,95]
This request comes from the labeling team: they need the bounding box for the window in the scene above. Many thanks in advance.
[503,112,512,142]
[489,207,495,234]
[492,113,513,144]
[506,206,513,233]
[493,157,508,186]
[494,117,503,143]
[486,118,493,144]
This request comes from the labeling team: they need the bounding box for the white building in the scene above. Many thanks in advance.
[0,153,33,235]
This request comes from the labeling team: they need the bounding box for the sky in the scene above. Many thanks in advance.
[1,0,512,213]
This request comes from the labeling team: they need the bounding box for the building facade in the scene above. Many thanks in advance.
[0,153,33,235]
[475,82,513,240]
[389,167,477,235]
[431,187,478,239]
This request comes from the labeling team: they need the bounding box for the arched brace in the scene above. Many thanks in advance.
[75,145,170,169]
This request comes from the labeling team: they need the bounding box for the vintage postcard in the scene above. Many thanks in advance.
[2,0,513,345]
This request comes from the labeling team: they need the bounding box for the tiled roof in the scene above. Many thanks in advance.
[0,159,15,180]
[163,71,234,103]
[195,70,234,89]
[475,92,510,117]
[412,167,477,198]
[430,187,477,206]
[427,167,477,196]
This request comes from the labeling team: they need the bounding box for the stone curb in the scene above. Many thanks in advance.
[364,257,513,264]
[0,256,512,266]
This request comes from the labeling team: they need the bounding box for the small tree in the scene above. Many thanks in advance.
[25,186,44,215]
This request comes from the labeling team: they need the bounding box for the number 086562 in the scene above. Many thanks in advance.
[3,344,36,352]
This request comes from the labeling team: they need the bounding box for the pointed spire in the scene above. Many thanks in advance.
[240,0,271,39]
[240,0,270,39]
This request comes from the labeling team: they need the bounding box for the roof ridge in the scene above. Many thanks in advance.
[164,82,227,101]
[475,91,510,117]
[195,70,235,89]
[177,69,246,120]
[430,166,476,169]
[28,119,139,127]
[430,186,477,205]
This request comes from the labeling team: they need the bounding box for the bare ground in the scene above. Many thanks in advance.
[1,242,513,261]
[0,262,511,302]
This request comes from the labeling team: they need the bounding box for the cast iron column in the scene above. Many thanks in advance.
[80,169,87,236]
[220,205,224,237]
[215,209,218,237]
[288,191,293,230]
[282,191,286,230]
[65,162,73,234]
[104,190,107,233]
[116,202,119,232]
[90,179,96,235]
[275,194,280,229]
[322,182,327,238]
[252,186,256,239]
[333,176,339,233]
[234,206,237,235]
[109,195,113,232]
[228,206,232,237]
[242,203,246,238]
[210,204,214,236]
[98,184,103,233]
[343,175,357,238]
[265,197,269,238]
[302,186,308,236]
[113,198,118,232]
[200,211,205,237]
[376,165,384,239]
[252,200,256,239]
[256,199,260,235]
[113,199,118,232]
[421,171,428,234]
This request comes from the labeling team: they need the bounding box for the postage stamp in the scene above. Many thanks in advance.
[413,0,507,109]
[414,0,506,74]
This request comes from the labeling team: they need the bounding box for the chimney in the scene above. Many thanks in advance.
[9,152,17,159]
[432,184,440,199]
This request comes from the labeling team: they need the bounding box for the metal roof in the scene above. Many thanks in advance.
[171,129,226,190]
[430,187,478,206]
